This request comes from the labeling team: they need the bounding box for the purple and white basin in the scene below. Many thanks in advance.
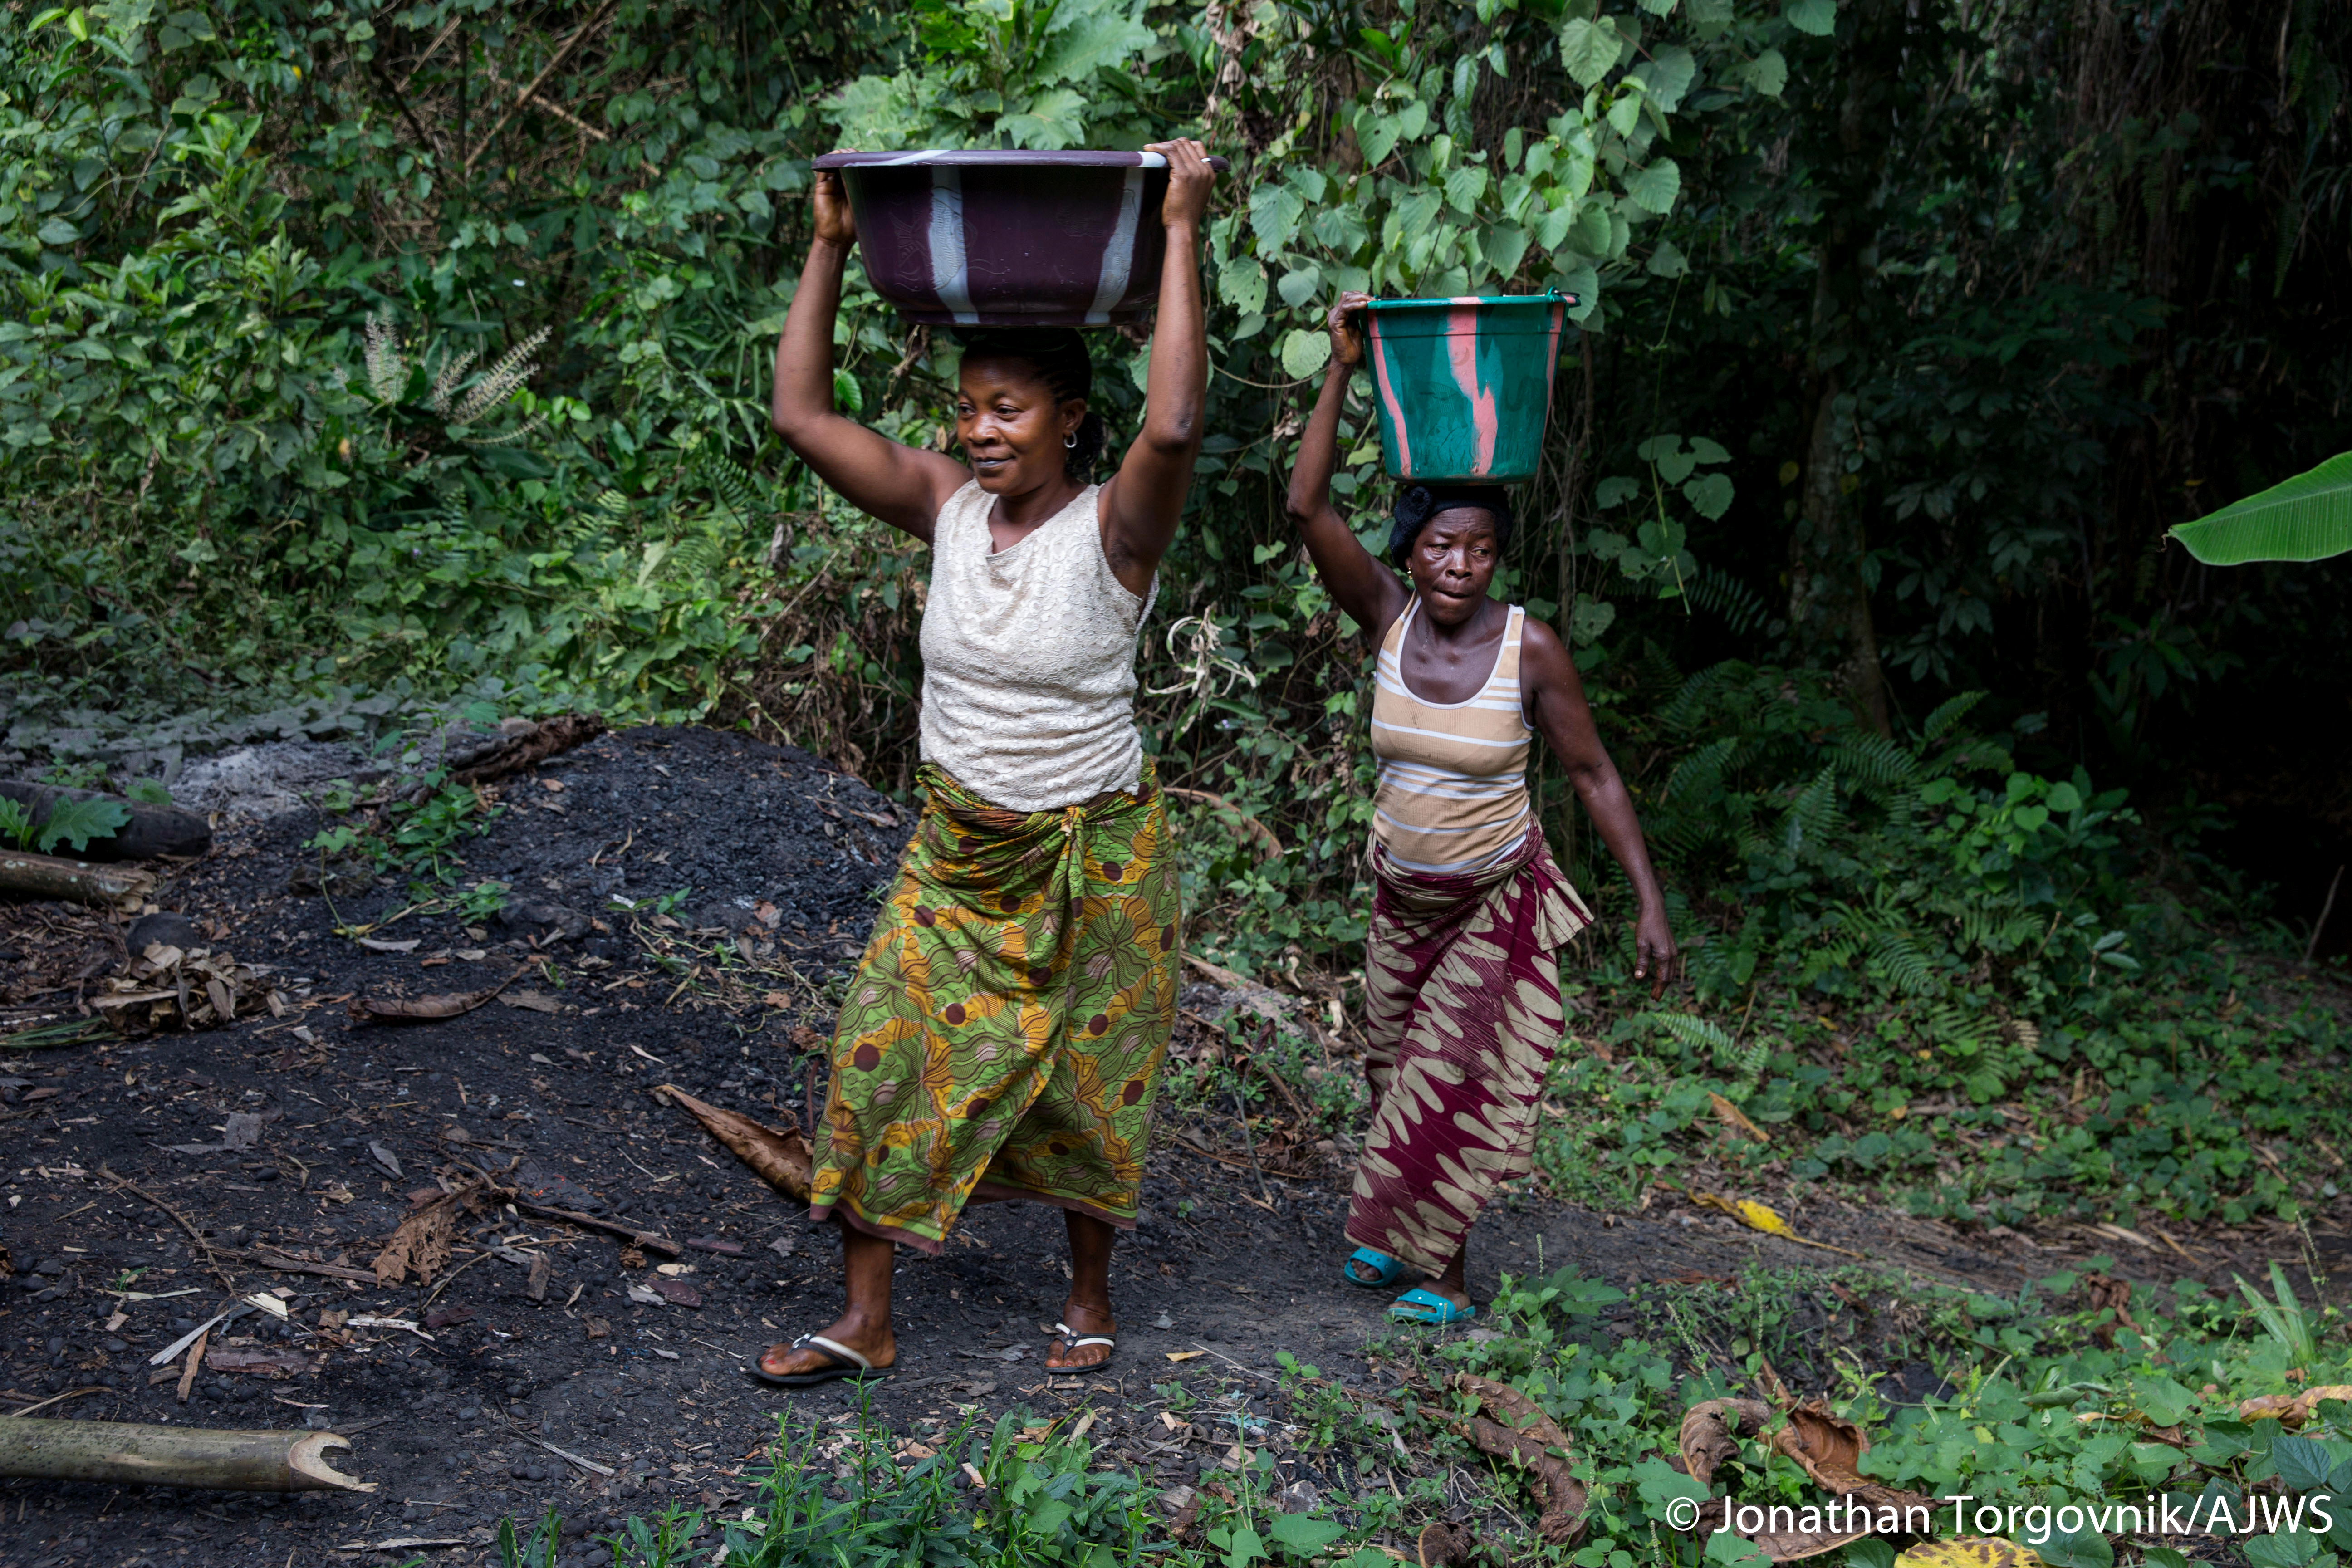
[814,150,1230,328]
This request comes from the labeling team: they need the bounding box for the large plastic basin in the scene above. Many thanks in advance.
[814,150,1229,328]
[1364,293,1573,483]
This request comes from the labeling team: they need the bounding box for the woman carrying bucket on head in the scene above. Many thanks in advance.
[752,140,1217,1386]
[1283,291,1676,1325]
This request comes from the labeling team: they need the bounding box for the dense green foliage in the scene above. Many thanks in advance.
[6,0,2349,1228]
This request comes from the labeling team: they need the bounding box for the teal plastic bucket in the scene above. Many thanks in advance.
[1363,292,1570,484]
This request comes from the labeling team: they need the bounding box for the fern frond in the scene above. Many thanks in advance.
[1832,734,1919,791]
[1643,1010,1735,1059]
[1869,930,1939,996]
[1782,765,1842,858]
[1666,737,1742,804]
[1686,564,1774,640]
[1922,691,1987,743]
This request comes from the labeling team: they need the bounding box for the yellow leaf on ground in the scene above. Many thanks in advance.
[1165,1350,1204,1362]
[1897,1539,2034,1568]
[1691,1192,1865,1259]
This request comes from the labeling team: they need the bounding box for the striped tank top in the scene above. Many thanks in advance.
[1368,598,1533,876]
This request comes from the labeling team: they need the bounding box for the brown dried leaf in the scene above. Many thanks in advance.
[651,1276,701,1308]
[349,971,519,1024]
[657,1083,813,1203]
[2238,1384,2352,1427]
[1770,1398,1869,1487]
[1417,1521,1477,1568]
[1710,1091,1770,1142]
[1450,1373,1587,1544]
[205,1345,310,1377]
[1679,1398,1774,1488]
[372,1196,456,1287]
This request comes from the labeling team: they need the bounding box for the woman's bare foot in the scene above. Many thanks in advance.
[1043,1298,1117,1371]
[1345,1254,1391,1284]
[758,1311,895,1378]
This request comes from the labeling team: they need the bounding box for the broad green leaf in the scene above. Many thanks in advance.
[1622,157,1682,215]
[1220,257,1268,315]
[1356,111,1400,169]
[1276,265,1323,308]
[36,797,131,854]
[1637,0,1680,13]
[1744,47,1790,96]
[2044,780,2083,812]
[2242,1537,2313,1568]
[1784,0,1838,35]
[1396,100,1429,141]
[1268,1514,1346,1554]
[0,797,33,849]
[1596,475,1642,508]
[1685,472,1734,520]
[1846,1543,1897,1568]
[1443,165,1488,215]
[1311,204,1368,254]
[1634,46,1698,113]
[37,218,79,247]
[1220,1524,1269,1568]
[1690,436,1731,463]
[2272,1434,2334,1492]
[1558,16,1622,88]
[1647,237,1689,277]
[1279,329,1332,381]
[1567,204,1614,255]
[2168,451,2352,564]
[1250,184,1307,250]
[1483,222,1529,280]
[1569,594,1617,646]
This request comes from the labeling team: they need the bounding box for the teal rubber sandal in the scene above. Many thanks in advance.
[1387,1287,1476,1326]
[1343,1247,1406,1289]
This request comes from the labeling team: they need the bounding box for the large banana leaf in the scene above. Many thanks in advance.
[2169,451,2352,564]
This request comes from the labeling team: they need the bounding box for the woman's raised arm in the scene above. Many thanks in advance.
[1284,294,1409,637]
[771,166,968,543]
[1099,141,1217,592]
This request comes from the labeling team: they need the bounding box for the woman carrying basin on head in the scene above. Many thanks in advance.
[1284,292,1676,1326]
[752,141,1216,1386]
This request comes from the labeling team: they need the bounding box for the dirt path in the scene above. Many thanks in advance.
[0,726,2328,1568]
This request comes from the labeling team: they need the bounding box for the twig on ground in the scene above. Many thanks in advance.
[102,1166,235,1291]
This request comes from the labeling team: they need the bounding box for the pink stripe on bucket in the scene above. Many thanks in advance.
[1367,315,1412,478]
[1446,304,1498,476]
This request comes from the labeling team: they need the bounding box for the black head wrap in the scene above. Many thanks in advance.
[1388,484,1515,567]
[954,327,1107,481]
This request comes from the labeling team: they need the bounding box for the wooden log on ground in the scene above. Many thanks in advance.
[0,1418,374,1492]
[0,780,211,860]
[0,851,157,910]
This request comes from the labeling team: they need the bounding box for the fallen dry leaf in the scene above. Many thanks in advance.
[372,1196,456,1287]
[500,989,563,1014]
[657,1083,813,1203]
[1164,1350,1204,1363]
[205,1345,310,1377]
[1709,1092,1770,1142]
[1450,1372,1587,1544]
[349,969,521,1024]
[2238,1384,2352,1427]
[1679,1397,1775,1487]
[651,1276,701,1308]
[1691,1193,1864,1259]
[357,937,421,954]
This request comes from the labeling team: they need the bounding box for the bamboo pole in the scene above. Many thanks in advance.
[0,1419,375,1492]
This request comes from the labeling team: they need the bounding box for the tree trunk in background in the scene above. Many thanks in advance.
[1787,0,1906,736]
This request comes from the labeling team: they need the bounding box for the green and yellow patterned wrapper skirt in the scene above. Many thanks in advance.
[808,763,1180,1252]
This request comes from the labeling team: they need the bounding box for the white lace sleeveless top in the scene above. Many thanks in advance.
[917,480,1156,812]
